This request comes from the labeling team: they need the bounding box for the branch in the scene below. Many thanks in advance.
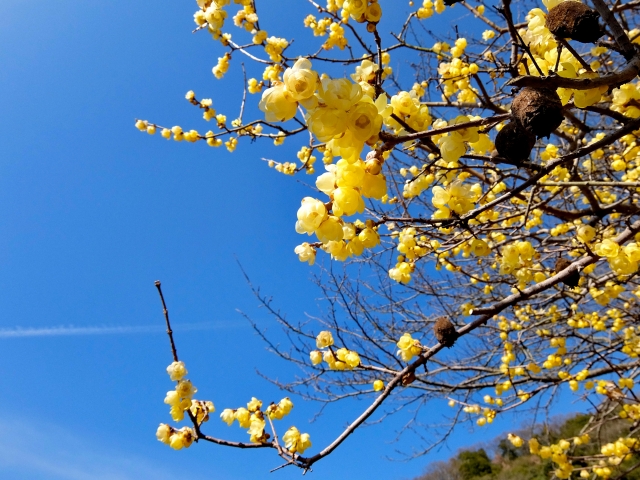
[155,280,178,363]
[507,55,640,89]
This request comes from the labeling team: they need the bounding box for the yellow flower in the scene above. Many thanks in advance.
[347,101,382,142]
[316,331,334,348]
[299,433,312,454]
[156,424,172,444]
[169,433,185,450]
[351,59,378,84]
[609,253,638,275]
[389,261,413,284]
[282,426,312,454]
[306,106,348,141]
[335,159,365,188]
[361,173,387,199]
[373,379,384,391]
[577,225,596,243]
[258,83,298,122]
[166,361,188,381]
[508,434,524,447]
[450,116,479,143]
[333,187,365,217]
[295,197,328,235]
[482,30,496,40]
[529,437,540,454]
[316,216,344,243]
[343,0,367,19]
[439,136,466,162]
[175,380,197,399]
[248,414,267,442]
[319,78,362,111]
[390,91,418,116]
[470,239,491,256]
[396,332,422,361]
[595,239,620,258]
[220,408,235,426]
[294,243,316,265]
[624,242,640,262]
[345,350,360,368]
[431,186,450,208]
[359,228,380,248]
[397,332,413,350]
[325,240,351,261]
[235,408,251,428]
[247,397,262,412]
[364,2,382,22]
[278,397,293,416]
[310,350,323,365]
[283,58,318,101]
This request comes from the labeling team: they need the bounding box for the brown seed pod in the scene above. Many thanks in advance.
[555,258,581,288]
[494,121,537,163]
[434,316,458,348]
[546,1,603,44]
[511,87,564,138]
[401,371,416,386]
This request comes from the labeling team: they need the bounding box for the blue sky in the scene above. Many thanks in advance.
[0,1,583,479]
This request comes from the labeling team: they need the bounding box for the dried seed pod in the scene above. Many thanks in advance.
[546,1,603,44]
[434,316,458,348]
[494,121,537,163]
[401,371,416,386]
[511,87,564,138]
[555,258,581,288]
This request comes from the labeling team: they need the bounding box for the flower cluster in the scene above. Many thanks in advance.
[595,239,640,276]
[396,332,422,362]
[389,258,414,284]
[294,155,385,263]
[156,424,196,450]
[218,395,311,452]
[258,58,318,122]
[416,0,446,19]
[431,179,482,219]
[340,0,382,24]
[194,0,230,41]
[309,330,361,370]
[219,397,270,443]
[164,361,199,422]
[282,426,312,454]
[528,436,578,479]
[157,361,215,450]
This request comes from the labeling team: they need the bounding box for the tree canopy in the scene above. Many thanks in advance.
[137,0,640,477]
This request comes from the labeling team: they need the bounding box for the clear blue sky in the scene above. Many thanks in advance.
[0,1,581,479]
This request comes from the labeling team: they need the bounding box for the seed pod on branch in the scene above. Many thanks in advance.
[555,257,581,288]
[434,316,458,348]
[511,87,564,138]
[546,1,603,44]
[494,121,537,163]
[401,371,416,386]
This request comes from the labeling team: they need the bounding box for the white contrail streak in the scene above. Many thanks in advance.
[0,321,239,339]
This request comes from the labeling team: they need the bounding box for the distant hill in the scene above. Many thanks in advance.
[413,413,640,480]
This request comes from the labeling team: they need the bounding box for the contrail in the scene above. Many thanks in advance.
[0,321,241,339]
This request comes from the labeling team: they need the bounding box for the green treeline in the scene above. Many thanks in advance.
[414,414,640,480]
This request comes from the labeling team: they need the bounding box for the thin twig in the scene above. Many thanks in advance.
[155,280,178,362]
